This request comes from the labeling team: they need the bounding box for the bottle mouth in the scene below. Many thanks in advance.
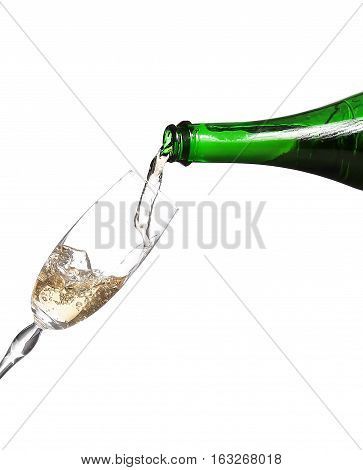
[162,125,178,161]
[162,121,191,166]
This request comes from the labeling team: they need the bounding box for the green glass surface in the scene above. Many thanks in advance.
[163,92,363,190]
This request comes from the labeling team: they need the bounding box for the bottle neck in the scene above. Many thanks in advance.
[162,92,363,169]
[162,93,363,190]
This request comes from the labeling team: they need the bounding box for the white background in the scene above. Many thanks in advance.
[0,1,363,468]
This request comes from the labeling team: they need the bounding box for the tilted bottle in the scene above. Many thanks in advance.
[163,92,363,190]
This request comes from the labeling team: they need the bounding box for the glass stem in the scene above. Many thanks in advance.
[0,323,42,380]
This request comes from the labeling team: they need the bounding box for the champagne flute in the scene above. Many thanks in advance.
[0,170,176,380]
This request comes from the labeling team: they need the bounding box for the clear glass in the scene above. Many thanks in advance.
[0,170,176,378]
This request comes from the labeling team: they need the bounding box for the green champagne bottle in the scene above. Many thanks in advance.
[163,92,363,190]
